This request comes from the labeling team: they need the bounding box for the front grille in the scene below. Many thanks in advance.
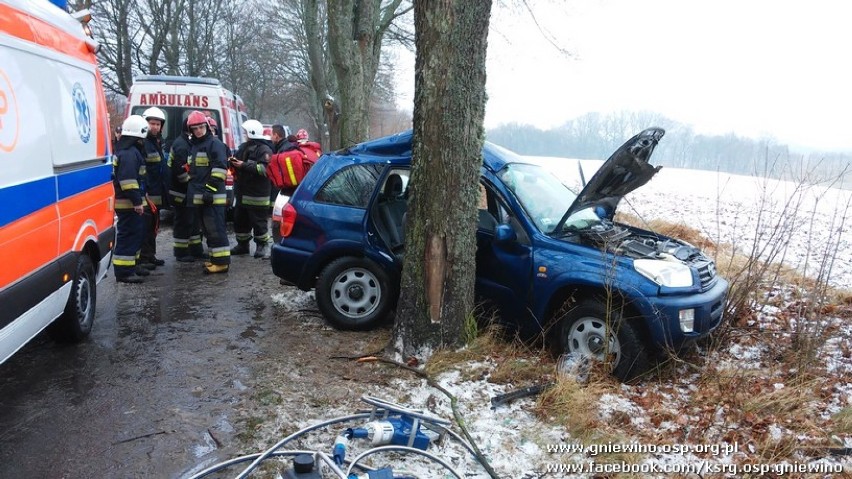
[696,260,717,289]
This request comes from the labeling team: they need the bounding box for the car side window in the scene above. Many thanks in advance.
[480,179,531,244]
[315,163,383,208]
[479,181,510,225]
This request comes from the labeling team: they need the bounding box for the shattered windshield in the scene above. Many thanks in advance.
[497,163,577,234]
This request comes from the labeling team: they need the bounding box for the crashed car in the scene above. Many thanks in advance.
[271,128,728,381]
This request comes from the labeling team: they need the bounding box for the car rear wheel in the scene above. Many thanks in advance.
[48,254,96,343]
[555,299,649,382]
[316,257,393,330]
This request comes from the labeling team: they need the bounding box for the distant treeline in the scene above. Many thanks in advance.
[486,111,852,188]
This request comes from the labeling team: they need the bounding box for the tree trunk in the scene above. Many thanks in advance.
[392,1,491,359]
[303,0,333,151]
[325,0,405,149]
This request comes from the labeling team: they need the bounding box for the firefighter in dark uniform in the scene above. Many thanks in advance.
[139,107,167,269]
[168,119,205,261]
[112,115,149,283]
[186,110,230,274]
[229,119,274,259]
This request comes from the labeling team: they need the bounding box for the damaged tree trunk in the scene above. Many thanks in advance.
[392,1,492,359]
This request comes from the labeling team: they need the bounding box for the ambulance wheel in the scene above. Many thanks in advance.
[316,257,394,330]
[49,254,96,343]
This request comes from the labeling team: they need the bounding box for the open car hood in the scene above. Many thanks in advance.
[554,128,664,233]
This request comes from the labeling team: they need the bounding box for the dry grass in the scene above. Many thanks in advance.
[831,408,852,435]
[425,325,552,384]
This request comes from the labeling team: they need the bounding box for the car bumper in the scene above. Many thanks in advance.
[641,277,729,349]
[270,242,312,289]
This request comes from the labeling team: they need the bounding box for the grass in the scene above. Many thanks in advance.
[831,408,852,435]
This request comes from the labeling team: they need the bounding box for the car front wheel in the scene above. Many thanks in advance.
[316,257,394,330]
[49,254,96,342]
[555,299,649,382]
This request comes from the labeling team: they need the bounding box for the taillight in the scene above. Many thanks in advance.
[280,203,297,237]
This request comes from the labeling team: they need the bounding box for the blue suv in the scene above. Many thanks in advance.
[271,128,728,381]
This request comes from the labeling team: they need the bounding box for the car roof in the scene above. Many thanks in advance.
[343,129,525,172]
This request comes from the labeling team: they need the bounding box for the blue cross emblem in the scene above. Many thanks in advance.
[72,83,91,143]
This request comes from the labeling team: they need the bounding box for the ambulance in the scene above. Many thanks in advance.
[0,0,115,363]
[125,75,249,152]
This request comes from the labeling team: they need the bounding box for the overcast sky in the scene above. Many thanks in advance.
[394,0,852,152]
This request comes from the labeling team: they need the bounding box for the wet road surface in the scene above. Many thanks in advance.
[0,226,391,478]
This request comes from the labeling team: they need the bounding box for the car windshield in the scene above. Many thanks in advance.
[497,163,577,234]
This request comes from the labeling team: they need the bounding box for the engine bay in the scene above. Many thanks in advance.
[577,218,704,262]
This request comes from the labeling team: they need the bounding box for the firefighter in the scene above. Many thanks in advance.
[112,115,149,283]
[229,119,274,259]
[168,118,205,261]
[186,110,231,274]
[139,106,167,269]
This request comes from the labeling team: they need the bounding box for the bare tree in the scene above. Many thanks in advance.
[392,1,492,357]
[326,0,412,149]
[91,0,136,94]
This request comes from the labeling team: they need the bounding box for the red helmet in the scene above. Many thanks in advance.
[207,117,218,129]
[296,128,309,140]
[187,111,208,127]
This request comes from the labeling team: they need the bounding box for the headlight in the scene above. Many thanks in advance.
[634,259,694,287]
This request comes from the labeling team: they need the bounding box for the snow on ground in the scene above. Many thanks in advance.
[253,160,852,478]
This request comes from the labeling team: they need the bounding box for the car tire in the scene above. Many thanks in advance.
[555,299,649,382]
[316,257,394,330]
[48,254,96,343]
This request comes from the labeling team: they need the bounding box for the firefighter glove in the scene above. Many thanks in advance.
[202,191,214,205]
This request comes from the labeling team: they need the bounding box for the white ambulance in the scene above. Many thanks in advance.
[0,0,115,363]
[126,75,249,152]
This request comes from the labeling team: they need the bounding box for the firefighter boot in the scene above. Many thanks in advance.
[230,241,250,256]
[116,274,144,284]
[253,242,270,259]
[204,264,229,274]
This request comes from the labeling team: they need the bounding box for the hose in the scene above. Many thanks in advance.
[187,396,493,479]
[365,357,501,479]
[344,445,463,479]
[234,412,374,479]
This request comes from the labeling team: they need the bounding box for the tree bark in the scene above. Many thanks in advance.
[392,1,491,359]
[325,0,406,149]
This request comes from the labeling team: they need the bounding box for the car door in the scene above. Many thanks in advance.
[475,177,535,323]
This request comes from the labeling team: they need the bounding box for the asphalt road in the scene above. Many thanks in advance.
[0,227,390,479]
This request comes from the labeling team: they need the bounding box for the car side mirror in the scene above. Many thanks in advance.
[494,224,517,243]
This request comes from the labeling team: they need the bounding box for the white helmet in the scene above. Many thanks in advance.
[121,115,149,138]
[242,119,265,140]
[142,106,166,123]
